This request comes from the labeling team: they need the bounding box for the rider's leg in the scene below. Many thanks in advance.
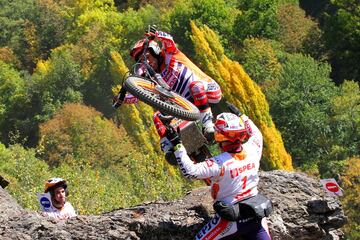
[189,81,215,139]
[195,214,238,240]
[256,217,272,240]
[234,217,272,240]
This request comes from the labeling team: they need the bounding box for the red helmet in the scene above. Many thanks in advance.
[214,113,249,143]
[130,39,160,61]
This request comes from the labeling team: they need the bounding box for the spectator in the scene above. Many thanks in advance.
[42,178,76,220]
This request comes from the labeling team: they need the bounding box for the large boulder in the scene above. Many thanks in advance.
[0,171,346,240]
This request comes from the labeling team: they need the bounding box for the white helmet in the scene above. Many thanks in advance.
[214,113,249,143]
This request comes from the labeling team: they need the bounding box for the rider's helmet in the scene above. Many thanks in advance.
[130,38,161,61]
[44,177,68,195]
[214,113,249,144]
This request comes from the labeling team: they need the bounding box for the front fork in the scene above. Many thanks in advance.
[112,87,127,109]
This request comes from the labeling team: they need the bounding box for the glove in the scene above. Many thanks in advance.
[145,25,157,39]
[165,126,181,147]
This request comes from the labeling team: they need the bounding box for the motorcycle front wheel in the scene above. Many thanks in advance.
[124,76,200,121]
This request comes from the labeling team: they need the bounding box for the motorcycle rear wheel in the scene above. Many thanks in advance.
[124,76,200,121]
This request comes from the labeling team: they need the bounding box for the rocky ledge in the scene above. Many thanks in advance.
[0,170,346,240]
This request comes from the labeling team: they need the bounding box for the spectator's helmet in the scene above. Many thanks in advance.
[214,113,249,144]
[130,39,160,61]
[44,178,68,195]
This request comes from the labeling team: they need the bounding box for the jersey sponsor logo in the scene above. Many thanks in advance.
[196,215,221,239]
[218,221,234,237]
[177,156,197,179]
[230,163,255,178]
[207,82,219,91]
[167,75,177,88]
[244,120,252,135]
[40,197,51,208]
[206,160,215,167]
[157,31,171,38]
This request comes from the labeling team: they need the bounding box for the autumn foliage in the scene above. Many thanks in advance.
[340,157,360,239]
[38,103,132,168]
[190,22,292,170]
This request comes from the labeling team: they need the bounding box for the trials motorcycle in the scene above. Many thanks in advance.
[112,38,200,121]
[112,38,212,172]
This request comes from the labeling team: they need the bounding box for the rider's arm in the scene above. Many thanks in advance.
[174,145,220,179]
[155,31,178,54]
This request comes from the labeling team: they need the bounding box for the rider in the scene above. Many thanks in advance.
[160,110,272,239]
[42,178,77,220]
[129,26,222,143]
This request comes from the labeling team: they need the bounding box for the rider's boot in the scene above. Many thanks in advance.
[200,109,215,142]
[189,81,215,142]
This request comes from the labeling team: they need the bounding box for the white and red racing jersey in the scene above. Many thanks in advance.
[43,202,77,220]
[174,115,263,204]
[155,31,220,101]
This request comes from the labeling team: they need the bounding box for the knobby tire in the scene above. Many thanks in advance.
[124,76,200,121]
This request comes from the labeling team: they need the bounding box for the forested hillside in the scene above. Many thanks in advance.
[0,0,358,238]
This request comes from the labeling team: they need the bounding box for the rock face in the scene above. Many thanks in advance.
[0,171,346,240]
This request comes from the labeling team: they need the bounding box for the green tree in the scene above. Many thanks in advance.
[268,53,337,167]
[166,0,238,57]
[0,0,69,71]
[117,4,161,56]
[330,80,360,158]
[301,24,328,62]
[277,4,318,53]
[322,0,360,83]
[238,38,282,92]
[0,47,21,68]
[31,48,84,122]
[233,0,279,43]
[0,143,51,209]
[0,61,28,145]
